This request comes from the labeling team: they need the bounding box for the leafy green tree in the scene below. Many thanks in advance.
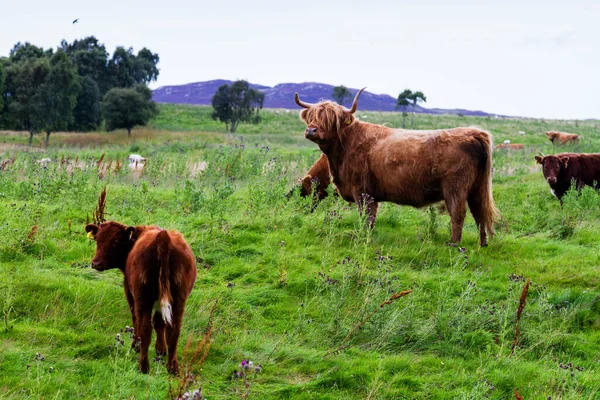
[2,57,50,145]
[132,48,160,84]
[396,89,412,128]
[32,50,81,146]
[211,80,264,133]
[102,84,158,137]
[332,85,352,106]
[108,47,135,88]
[61,36,111,94]
[0,60,5,113]
[408,91,426,128]
[72,75,101,131]
[9,42,47,63]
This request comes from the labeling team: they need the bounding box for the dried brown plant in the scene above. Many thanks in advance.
[511,278,530,356]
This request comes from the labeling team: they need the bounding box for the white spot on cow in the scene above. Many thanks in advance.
[550,189,558,199]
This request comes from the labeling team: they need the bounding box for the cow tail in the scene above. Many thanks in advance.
[156,230,173,325]
[474,131,501,237]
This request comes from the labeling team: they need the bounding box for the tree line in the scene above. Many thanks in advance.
[0,37,158,145]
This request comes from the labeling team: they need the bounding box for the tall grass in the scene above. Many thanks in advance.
[0,107,599,399]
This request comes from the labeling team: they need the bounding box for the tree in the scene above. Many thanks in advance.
[132,48,160,84]
[108,47,135,88]
[32,50,81,146]
[102,84,158,137]
[332,85,352,106]
[9,42,48,63]
[0,60,5,114]
[396,89,412,128]
[211,80,264,133]
[408,91,426,129]
[61,36,111,94]
[72,75,101,131]
[2,57,50,145]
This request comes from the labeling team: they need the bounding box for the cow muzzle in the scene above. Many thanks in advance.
[547,177,557,185]
[91,259,104,270]
[305,127,317,139]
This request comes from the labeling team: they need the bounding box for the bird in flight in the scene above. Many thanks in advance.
[73,18,79,24]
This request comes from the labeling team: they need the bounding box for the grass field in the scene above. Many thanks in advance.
[1,105,600,399]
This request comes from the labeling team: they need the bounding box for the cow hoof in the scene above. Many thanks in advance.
[139,361,150,374]
[167,360,179,375]
[155,348,166,357]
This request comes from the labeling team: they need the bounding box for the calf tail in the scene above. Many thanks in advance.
[156,230,173,325]
[474,131,501,237]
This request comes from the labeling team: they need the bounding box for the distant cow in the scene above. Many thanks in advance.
[495,143,524,150]
[535,153,600,201]
[546,131,579,145]
[295,88,500,246]
[85,221,197,374]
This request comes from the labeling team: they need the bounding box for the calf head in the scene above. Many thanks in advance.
[295,88,365,147]
[85,221,140,271]
[545,132,557,143]
[535,155,569,185]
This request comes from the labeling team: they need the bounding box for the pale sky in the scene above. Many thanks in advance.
[2,0,598,119]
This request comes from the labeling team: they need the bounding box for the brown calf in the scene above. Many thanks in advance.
[535,153,600,202]
[295,89,500,246]
[545,131,579,145]
[495,143,524,150]
[85,221,197,374]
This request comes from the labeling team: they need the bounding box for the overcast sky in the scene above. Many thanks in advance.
[2,0,598,119]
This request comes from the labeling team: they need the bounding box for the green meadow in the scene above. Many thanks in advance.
[1,105,599,399]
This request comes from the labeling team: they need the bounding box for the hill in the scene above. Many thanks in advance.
[153,80,502,117]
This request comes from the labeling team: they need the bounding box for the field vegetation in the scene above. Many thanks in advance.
[1,105,599,399]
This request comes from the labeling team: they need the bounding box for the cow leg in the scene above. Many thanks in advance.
[354,192,378,228]
[166,305,184,375]
[153,312,167,356]
[468,194,487,247]
[134,302,153,374]
[444,189,467,245]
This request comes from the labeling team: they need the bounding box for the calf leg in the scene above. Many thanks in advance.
[124,288,139,352]
[153,312,167,356]
[134,302,153,374]
[166,305,185,375]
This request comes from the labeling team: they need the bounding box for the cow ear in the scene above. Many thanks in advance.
[125,226,140,241]
[300,109,308,121]
[534,156,543,164]
[344,114,354,126]
[85,224,99,239]
[561,156,569,168]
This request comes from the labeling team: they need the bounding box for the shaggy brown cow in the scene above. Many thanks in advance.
[295,89,500,246]
[535,153,600,201]
[495,143,524,150]
[85,221,197,374]
[545,131,579,145]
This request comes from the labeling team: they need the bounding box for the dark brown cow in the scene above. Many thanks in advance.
[295,89,500,246]
[535,153,600,201]
[546,131,579,145]
[85,221,197,374]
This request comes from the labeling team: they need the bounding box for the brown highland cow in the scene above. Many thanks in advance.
[295,88,500,246]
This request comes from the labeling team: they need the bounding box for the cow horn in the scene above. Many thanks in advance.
[538,152,545,157]
[345,87,366,114]
[294,93,313,109]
